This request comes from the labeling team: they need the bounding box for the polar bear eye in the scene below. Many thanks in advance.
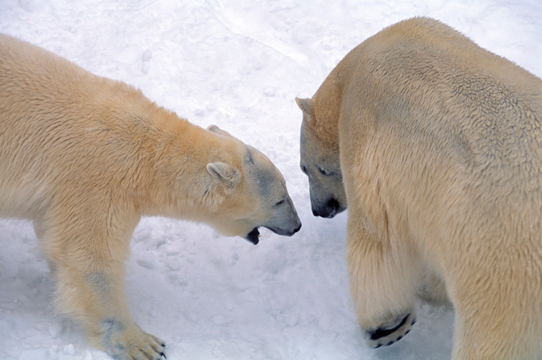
[316,165,333,176]
[274,199,286,207]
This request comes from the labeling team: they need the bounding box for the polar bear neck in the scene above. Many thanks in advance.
[128,107,237,220]
[312,54,356,150]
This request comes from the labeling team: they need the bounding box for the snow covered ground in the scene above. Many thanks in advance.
[0,1,541,359]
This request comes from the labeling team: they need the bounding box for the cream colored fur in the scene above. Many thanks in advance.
[0,34,300,360]
[297,17,542,359]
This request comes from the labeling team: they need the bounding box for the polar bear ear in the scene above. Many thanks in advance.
[295,97,313,115]
[207,125,234,138]
[206,161,240,188]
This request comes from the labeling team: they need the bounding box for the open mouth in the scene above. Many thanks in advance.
[245,227,260,245]
[245,223,302,245]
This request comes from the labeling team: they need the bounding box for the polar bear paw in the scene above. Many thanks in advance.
[365,313,416,349]
[101,319,166,360]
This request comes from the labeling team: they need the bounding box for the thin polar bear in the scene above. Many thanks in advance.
[0,34,301,360]
[297,17,542,360]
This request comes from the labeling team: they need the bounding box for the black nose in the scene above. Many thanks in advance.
[284,222,302,236]
[312,198,341,218]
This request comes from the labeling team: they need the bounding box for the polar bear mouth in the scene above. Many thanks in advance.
[245,223,302,245]
[245,227,260,245]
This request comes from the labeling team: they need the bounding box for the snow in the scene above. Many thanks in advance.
[0,1,541,359]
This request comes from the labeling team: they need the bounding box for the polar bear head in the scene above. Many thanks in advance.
[203,125,301,244]
[296,98,347,218]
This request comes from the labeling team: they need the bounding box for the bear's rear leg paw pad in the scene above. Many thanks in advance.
[365,313,415,349]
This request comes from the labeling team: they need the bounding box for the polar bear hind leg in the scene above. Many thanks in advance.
[346,210,420,348]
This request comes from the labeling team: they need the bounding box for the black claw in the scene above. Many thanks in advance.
[375,343,382,348]
[397,336,403,341]
[368,314,410,341]
[405,330,411,335]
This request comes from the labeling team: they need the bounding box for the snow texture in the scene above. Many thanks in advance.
[0,1,541,359]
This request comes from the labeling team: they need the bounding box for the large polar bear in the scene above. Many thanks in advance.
[297,17,542,359]
[0,34,301,360]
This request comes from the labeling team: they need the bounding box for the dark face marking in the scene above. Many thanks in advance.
[240,145,301,242]
[300,122,347,217]
[245,147,255,165]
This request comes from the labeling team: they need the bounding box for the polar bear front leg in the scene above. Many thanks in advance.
[54,265,166,360]
[37,219,166,360]
[346,216,420,348]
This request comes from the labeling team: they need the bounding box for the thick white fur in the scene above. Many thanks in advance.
[0,34,300,359]
[298,17,542,359]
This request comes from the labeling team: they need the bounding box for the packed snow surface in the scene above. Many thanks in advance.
[1,1,541,359]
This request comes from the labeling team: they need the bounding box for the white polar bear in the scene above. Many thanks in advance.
[297,17,542,359]
[0,34,301,360]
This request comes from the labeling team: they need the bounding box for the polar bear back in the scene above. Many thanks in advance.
[0,34,168,218]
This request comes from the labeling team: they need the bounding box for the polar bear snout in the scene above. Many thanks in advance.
[265,222,302,237]
[244,222,301,245]
[312,197,345,218]
[260,195,302,238]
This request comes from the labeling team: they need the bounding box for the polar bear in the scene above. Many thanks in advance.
[297,17,542,359]
[0,34,301,360]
